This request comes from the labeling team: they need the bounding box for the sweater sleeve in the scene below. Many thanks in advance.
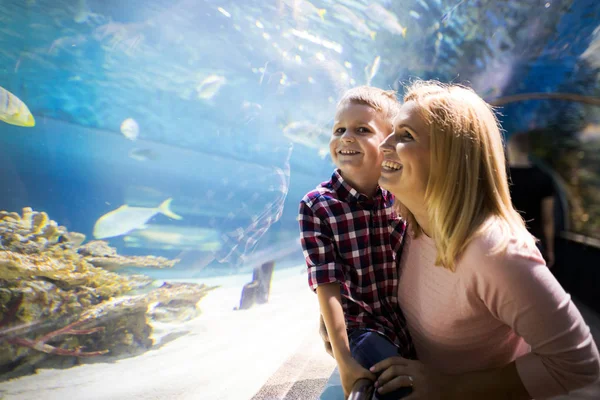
[467,235,600,399]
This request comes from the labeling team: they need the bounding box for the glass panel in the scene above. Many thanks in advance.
[524,26,600,240]
[0,0,598,398]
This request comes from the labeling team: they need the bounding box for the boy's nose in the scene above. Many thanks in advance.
[341,134,355,143]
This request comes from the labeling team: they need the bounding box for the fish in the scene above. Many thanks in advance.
[93,198,183,239]
[242,101,262,114]
[434,31,444,57]
[0,86,35,127]
[136,230,185,245]
[333,0,368,11]
[416,0,430,11]
[409,10,421,19]
[365,55,381,85]
[128,148,159,162]
[314,57,352,94]
[365,4,407,37]
[332,4,376,40]
[441,0,466,23]
[289,29,343,54]
[217,7,231,18]
[126,225,222,251]
[280,0,327,21]
[241,101,262,123]
[196,74,226,100]
[73,0,105,24]
[120,118,139,140]
[283,120,330,158]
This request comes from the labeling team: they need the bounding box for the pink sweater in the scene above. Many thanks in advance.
[397,225,600,399]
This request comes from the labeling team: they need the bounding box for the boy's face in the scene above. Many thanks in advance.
[330,102,392,184]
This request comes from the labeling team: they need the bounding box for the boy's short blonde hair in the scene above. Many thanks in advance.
[336,86,400,127]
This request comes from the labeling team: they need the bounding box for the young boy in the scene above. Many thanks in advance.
[298,86,414,399]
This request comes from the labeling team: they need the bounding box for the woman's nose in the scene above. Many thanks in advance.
[379,135,394,152]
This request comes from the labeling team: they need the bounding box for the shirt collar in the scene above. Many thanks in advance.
[331,169,390,205]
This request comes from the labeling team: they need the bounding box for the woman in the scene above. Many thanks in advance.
[323,80,600,399]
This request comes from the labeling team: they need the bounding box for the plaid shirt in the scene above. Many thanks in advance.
[298,170,414,357]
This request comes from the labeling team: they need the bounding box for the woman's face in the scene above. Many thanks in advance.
[379,100,431,204]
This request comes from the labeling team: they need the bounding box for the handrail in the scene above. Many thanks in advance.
[560,231,600,250]
[348,378,374,400]
[488,92,600,107]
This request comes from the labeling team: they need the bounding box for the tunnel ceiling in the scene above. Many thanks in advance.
[0,0,599,172]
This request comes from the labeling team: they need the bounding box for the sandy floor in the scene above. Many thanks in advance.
[0,267,325,400]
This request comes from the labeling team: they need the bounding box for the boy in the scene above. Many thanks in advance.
[298,86,414,399]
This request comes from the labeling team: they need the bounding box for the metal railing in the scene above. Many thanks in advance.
[348,378,374,400]
[560,231,600,249]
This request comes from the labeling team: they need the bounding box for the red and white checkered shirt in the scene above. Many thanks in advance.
[298,170,414,356]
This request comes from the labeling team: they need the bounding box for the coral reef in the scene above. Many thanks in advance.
[1,208,81,254]
[78,240,179,271]
[0,208,218,381]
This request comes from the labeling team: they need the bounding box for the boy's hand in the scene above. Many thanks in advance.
[338,356,376,398]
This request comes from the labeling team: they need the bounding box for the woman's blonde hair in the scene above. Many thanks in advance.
[337,86,400,128]
[398,80,534,271]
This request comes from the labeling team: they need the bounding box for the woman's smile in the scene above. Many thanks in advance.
[381,160,403,172]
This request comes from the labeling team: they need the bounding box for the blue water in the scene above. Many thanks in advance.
[0,0,599,276]
[1,1,600,398]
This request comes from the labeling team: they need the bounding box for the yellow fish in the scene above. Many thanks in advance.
[0,86,35,127]
[366,4,407,38]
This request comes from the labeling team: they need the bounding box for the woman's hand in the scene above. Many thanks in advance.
[339,356,377,398]
[371,356,452,399]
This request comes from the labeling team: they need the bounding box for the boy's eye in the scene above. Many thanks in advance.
[333,126,371,135]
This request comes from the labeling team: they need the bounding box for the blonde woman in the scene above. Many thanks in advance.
[362,80,600,399]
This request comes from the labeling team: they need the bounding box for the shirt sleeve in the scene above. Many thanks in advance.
[298,199,346,292]
[469,237,600,399]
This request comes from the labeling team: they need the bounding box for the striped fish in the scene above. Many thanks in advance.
[0,86,35,127]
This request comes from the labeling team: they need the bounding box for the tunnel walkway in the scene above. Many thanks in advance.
[251,298,600,400]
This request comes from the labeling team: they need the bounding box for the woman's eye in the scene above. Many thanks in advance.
[402,130,414,140]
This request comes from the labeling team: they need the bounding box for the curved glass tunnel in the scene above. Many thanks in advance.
[0,0,599,399]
